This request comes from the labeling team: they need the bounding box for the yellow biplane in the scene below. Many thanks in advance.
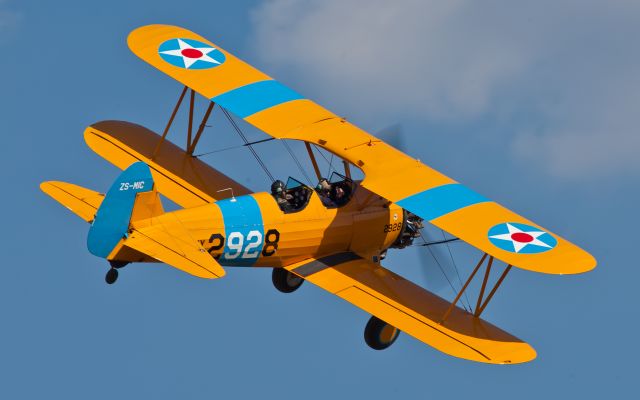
[41,25,596,364]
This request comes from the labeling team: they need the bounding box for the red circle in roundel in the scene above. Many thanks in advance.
[181,48,203,59]
[511,232,534,243]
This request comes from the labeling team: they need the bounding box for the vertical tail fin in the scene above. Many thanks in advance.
[87,162,161,258]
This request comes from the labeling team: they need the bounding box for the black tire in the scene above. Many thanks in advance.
[105,268,118,285]
[272,268,304,293]
[364,316,400,350]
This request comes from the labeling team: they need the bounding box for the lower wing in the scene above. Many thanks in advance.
[84,120,252,208]
[286,253,536,364]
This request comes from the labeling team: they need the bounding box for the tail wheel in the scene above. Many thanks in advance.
[105,268,118,285]
[272,268,304,293]
[364,316,400,350]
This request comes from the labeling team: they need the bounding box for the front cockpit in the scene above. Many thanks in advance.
[271,177,313,213]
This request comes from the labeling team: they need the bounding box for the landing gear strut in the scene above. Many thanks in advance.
[272,268,304,293]
[364,316,400,350]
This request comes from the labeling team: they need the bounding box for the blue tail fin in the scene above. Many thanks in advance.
[87,162,154,258]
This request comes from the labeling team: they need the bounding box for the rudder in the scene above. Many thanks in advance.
[87,162,161,258]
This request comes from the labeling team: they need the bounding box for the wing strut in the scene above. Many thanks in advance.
[153,85,188,158]
[186,89,195,150]
[152,86,217,158]
[187,101,215,154]
[441,253,513,322]
[304,142,322,181]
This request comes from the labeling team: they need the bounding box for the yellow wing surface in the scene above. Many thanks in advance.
[40,181,104,222]
[128,24,595,275]
[85,120,252,208]
[285,253,536,364]
[124,217,225,279]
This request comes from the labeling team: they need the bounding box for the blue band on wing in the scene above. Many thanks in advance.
[212,80,304,118]
[396,183,489,221]
[215,195,264,266]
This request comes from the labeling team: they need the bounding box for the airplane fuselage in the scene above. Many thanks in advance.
[143,185,406,268]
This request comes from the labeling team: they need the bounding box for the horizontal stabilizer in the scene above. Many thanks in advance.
[40,181,104,223]
[124,214,225,279]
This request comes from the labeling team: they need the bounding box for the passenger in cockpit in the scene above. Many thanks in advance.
[271,180,293,211]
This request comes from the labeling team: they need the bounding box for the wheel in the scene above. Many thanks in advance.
[105,268,118,285]
[364,316,400,350]
[272,268,304,293]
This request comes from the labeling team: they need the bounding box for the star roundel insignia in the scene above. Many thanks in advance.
[158,38,226,70]
[488,222,557,254]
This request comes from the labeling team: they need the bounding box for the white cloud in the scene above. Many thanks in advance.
[249,0,640,179]
[0,0,20,39]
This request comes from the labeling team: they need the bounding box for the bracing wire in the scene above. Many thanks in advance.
[221,108,275,183]
[194,138,275,158]
[418,230,469,311]
[327,153,334,177]
[441,229,471,312]
[281,140,313,186]
[313,144,337,177]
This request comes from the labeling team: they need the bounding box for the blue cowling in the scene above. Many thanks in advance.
[87,162,153,258]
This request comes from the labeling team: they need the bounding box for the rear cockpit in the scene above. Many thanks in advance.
[314,172,355,209]
[271,177,313,213]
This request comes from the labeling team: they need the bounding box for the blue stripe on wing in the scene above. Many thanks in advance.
[212,80,303,118]
[397,183,489,221]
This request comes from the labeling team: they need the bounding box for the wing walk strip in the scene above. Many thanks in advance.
[286,253,536,364]
[291,252,362,277]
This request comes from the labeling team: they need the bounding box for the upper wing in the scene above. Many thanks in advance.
[128,24,595,274]
[285,253,536,364]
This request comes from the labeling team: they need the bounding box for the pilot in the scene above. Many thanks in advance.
[271,180,293,210]
[316,178,335,207]
[332,185,346,205]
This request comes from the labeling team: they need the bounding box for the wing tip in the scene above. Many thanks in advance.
[529,251,597,275]
[127,24,186,52]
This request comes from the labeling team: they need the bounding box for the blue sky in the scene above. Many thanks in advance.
[1,0,637,398]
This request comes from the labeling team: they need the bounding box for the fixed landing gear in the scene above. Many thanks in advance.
[105,268,118,284]
[272,268,304,293]
[364,316,400,350]
[105,261,128,285]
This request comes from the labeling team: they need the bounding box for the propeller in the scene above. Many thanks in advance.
[417,227,464,296]
[376,124,464,296]
[375,124,406,153]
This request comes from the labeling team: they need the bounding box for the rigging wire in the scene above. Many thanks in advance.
[193,138,275,157]
[220,107,275,183]
[418,230,470,312]
[312,144,337,177]
[440,229,471,312]
[281,140,313,186]
[327,153,334,177]
[416,238,460,246]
